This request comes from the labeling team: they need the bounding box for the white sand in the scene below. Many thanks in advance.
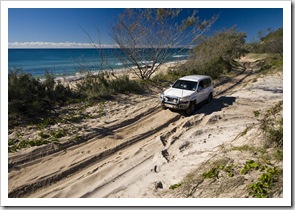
[8,57,283,200]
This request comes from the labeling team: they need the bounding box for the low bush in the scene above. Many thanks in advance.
[76,72,146,101]
[109,75,145,94]
[8,69,79,128]
[248,166,282,198]
[8,69,146,128]
[169,183,182,190]
[256,54,283,74]
[260,101,283,148]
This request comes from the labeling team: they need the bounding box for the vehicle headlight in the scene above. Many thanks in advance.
[179,97,190,102]
[160,93,164,100]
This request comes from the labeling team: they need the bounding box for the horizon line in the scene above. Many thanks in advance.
[8,42,193,49]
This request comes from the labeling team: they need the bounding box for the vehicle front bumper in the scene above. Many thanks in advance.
[161,101,190,110]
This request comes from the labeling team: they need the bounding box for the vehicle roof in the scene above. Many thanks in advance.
[178,75,211,82]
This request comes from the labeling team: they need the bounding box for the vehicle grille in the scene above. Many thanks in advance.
[164,97,179,104]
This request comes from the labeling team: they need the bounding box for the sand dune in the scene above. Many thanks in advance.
[8,57,283,200]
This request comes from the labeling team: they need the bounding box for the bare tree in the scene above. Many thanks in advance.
[79,26,118,80]
[110,8,218,80]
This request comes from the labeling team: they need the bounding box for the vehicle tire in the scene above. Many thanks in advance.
[185,101,195,116]
[161,104,168,110]
[207,93,213,103]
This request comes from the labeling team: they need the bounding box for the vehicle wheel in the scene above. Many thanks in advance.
[207,93,213,103]
[161,104,168,110]
[185,101,195,116]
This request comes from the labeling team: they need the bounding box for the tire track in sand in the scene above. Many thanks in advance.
[9,108,181,198]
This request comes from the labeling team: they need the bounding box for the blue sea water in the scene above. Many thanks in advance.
[8,48,189,78]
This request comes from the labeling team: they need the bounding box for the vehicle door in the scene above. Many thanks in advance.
[202,78,212,101]
[197,80,207,103]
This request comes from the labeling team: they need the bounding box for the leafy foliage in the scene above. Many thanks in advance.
[182,27,248,79]
[8,137,56,153]
[248,166,282,198]
[255,53,283,74]
[202,167,220,180]
[253,110,261,117]
[169,183,182,190]
[8,69,145,128]
[249,28,283,56]
[202,162,236,180]
[75,72,145,101]
[259,101,283,148]
[8,69,77,127]
[240,160,260,175]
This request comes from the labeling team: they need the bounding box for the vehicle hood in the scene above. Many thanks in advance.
[163,88,193,98]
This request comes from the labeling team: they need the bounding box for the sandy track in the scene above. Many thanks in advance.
[9,97,183,197]
[8,59,283,198]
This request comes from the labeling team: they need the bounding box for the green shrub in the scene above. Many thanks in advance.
[38,132,50,139]
[50,129,66,138]
[9,69,48,117]
[182,27,247,79]
[169,183,182,190]
[76,72,145,101]
[8,138,50,152]
[253,110,260,117]
[256,54,283,74]
[248,166,282,198]
[202,167,220,180]
[36,117,56,130]
[260,101,283,148]
[109,75,145,94]
[240,160,260,175]
[249,28,282,56]
[8,69,78,128]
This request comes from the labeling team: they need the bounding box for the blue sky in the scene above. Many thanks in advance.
[8,7,283,48]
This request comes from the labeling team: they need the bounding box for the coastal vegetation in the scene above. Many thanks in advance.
[8,69,145,128]
[152,27,282,86]
[249,28,283,56]
[182,27,248,78]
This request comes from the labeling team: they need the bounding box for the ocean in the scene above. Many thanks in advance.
[8,48,189,78]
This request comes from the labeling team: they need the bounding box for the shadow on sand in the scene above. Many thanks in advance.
[169,96,236,117]
[194,96,236,116]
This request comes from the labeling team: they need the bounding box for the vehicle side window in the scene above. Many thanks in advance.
[198,81,204,90]
[207,78,212,87]
[192,83,198,91]
[202,78,211,88]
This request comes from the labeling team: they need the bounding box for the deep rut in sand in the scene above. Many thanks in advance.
[9,106,182,197]
[8,105,160,169]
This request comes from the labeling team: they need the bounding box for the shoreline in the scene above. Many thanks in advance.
[9,48,190,81]
[51,60,186,85]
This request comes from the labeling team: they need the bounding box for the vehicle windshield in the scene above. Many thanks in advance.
[172,80,198,91]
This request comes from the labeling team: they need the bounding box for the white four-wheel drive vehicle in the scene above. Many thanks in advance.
[160,75,214,115]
